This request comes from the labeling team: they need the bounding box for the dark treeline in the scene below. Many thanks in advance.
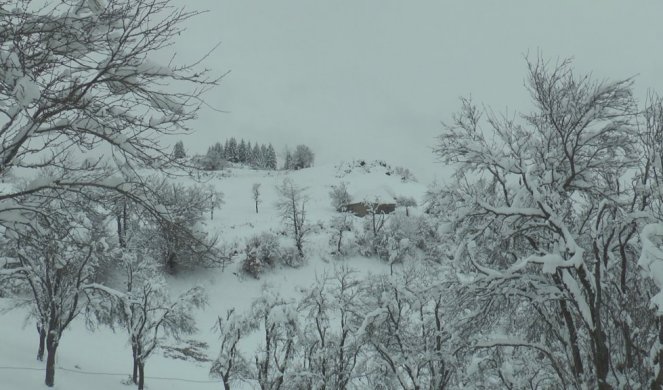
[195,138,278,170]
[188,138,315,171]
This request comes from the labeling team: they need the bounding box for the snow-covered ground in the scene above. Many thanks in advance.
[0,160,427,389]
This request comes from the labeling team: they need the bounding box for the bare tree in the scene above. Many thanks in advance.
[275,178,309,257]
[252,183,262,214]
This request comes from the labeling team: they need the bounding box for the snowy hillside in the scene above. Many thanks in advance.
[0,161,427,390]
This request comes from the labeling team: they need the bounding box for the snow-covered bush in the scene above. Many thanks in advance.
[393,166,417,182]
[357,210,418,264]
[242,232,281,278]
[241,232,307,278]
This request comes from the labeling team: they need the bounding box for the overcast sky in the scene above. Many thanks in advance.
[170,0,663,183]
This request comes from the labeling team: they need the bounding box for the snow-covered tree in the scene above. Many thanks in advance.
[329,182,352,211]
[395,196,417,216]
[210,309,254,390]
[0,3,220,384]
[250,289,299,390]
[292,144,315,170]
[433,56,658,388]
[202,142,225,170]
[115,252,206,390]
[135,178,223,272]
[2,190,113,387]
[283,149,293,170]
[226,138,238,162]
[238,139,248,164]
[266,144,277,170]
[329,213,354,256]
[251,143,262,167]
[275,178,309,257]
[295,268,365,389]
[359,264,452,389]
[0,0,219,233]
[634,92,663,389]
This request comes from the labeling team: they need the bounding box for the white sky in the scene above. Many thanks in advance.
[170,0,663,182]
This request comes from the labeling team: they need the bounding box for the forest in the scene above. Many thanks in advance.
[2,1,663,389]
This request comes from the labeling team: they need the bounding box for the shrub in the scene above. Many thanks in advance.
[242,232,281,278]
[394,166,417,182]
[241,232,305,278]
[357,211,419,264]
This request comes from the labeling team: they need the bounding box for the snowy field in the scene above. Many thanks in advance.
[0,161,425,390]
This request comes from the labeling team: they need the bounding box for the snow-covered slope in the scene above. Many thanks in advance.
[0,161,427,390]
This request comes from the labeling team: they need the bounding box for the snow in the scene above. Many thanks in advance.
[0,161,421,389]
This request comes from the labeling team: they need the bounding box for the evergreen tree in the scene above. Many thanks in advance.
[260,144,269,168]
[172,140,186,159]
[267,144,277,170]
[214,141,225,160]
[226,138,238,163]
[251,143,262,167]
[238,139,247,164]
[284,150,292,170]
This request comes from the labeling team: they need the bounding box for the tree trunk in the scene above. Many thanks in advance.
[651,319,663,390]
[138,361,145,390]
[132,344,138,384]
[560,300,584,378]
[37,325,46,361]
[593,330,612,390]
[45,331,58,387]
[117,213,124,247]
